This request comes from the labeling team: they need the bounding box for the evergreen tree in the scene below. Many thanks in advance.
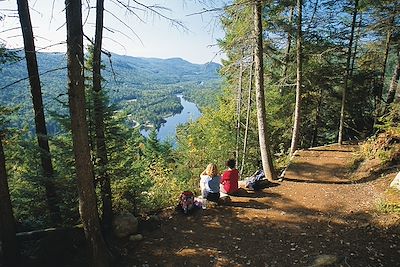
[17,0,61,225]
[0,108,18,267]
[253,0,277,180]
[289,0,303,155]
[65,0,110,265]
[92,0,113,232]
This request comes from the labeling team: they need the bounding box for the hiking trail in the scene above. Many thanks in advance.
[123,144,400,267]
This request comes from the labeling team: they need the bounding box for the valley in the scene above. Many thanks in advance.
[0,52,221,136]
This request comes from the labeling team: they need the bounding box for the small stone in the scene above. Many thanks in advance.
[312,254,337,266]
[129,234,143,241]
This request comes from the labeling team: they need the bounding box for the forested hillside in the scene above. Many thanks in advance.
[177,0,400,177]
[0,52,221,130]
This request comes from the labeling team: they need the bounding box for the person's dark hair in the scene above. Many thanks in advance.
[226,159,236,169]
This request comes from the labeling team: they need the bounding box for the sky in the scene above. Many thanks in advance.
[0,0,227,64]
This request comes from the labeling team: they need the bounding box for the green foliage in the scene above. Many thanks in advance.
[356,103,400,164]
[2,0,400,231]
[0,44,19,68]
[377,198,400,214]
[4,132,52,229]
[0,51,220,131]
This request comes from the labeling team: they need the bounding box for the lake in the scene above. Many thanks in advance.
[141,94,202,144]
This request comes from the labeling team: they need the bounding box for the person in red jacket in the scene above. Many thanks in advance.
[220,159,240,195]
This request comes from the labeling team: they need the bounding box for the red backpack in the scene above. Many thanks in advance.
[179,191,195,214]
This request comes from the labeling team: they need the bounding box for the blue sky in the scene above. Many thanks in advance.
[0,0,227,64]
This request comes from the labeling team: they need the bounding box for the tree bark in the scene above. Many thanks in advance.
[0,136,18,267]
[93,0,113,233]
[253,0,277,180]
[17,0,61,225]
[283,5,294,86]
[350,14,362,77]
[289,0,303,156]
[240,59,254,175]
[235,58,244,166]
[311,88,323,147]
[338,0,358,144]
[65,0,110,266]
[376,16,394,117]
[382,16,394,99]
[387,47,400,105]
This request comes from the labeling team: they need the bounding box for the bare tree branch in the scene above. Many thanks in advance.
[114,0,188,31]
[101,36,128,54]
[101,24,134,42]
[104,9,144,45]
[82,0,92,27]
[0,27,21,34]
[0,67,67,91]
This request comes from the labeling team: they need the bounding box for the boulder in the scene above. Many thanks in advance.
[390,172,400,191]
[113,213,138,238]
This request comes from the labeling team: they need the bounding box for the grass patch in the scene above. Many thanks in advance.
[377,188,400,214]
[377,201,400,213]
[348,154,364,172]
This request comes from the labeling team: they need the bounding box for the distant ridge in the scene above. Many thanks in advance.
[0,51,221,91]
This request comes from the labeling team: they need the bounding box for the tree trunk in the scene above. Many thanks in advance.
[93,0,113,233]
[378,16,395,116]
[350,14,362,77]
[17,0,61,225]
[387,47,400,105]
[289,0,303,156]
[338,0,358,144]
[65,0,110,266]
[253,0,277,180]
[0,136,18,267]
[382,16,394,95]
[240,60,254,175]
[282,5,294,86]
[311,88,323,147]
[235,59,244,166]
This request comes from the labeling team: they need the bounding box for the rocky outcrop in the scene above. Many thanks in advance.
[390,172,400,191]
[112,213,138,238]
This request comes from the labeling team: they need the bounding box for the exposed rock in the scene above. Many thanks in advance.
[390,172,400,191]
[113,213,138,238]
[129,234,143,242]
[311,254,337,266]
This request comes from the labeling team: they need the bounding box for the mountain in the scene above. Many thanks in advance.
[0,51,221,130]
[1,51,221,96]
[108,54,221,85]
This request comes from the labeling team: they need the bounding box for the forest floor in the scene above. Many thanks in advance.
[121,144,400,267]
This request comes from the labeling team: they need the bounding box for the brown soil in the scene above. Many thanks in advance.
[122,144,400,267]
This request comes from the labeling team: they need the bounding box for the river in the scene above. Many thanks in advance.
[141,94,202,144]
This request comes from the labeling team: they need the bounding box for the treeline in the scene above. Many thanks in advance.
[176,0,400,177]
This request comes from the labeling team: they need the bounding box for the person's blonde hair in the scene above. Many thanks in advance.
[205,163,219,177]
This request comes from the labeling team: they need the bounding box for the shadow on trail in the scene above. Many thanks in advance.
[223,199,271,209]
[283,177,353,185]
[232,184,281,198]
[125,191,400,267]
[304,148,357,153]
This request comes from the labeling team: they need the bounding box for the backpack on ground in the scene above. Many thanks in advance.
[178,191,195,214]
[246,169,265,191]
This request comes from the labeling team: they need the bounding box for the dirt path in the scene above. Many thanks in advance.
[123,145,400,267]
